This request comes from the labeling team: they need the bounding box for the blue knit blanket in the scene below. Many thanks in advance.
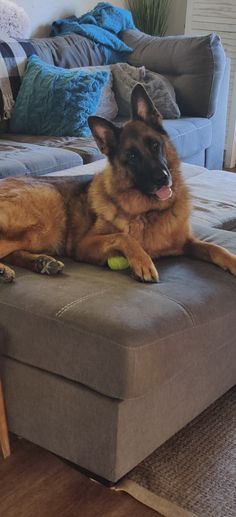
[50,2,135,62]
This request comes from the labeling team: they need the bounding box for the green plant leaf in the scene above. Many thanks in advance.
[126,0,170,37]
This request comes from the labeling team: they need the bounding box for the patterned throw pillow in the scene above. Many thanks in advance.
[111,62,146,117]
[111,63,181,119]
[73,65,118,120]
[0,38,36,120]
[9,55,109,137]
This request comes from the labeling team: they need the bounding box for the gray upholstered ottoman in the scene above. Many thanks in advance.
[0,163,236,482]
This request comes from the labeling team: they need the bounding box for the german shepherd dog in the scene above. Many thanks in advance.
[0,84,236,283]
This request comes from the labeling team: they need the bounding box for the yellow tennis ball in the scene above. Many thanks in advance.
[107,256,129,271]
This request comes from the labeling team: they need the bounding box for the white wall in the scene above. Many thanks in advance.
[166,0,187,35]
[13,0,186,38]
[13,0,124,37]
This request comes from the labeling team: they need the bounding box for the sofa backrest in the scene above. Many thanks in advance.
[121,30,226,118]
[0,29,227,126]
[0,34,106,123]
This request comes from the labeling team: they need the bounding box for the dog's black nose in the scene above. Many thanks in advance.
[155,169,170,188]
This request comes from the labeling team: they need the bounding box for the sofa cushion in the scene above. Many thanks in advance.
[164,118,212,161]
[75,65,118,120]
[10,55,109,137]
[0,139,82,177]
[111,63,180,119]
[0,116,214,169]
[2,133,104,164]
[0,34,107,121]
[122,30,226,118]
[0,224,235,400]
[182,163,236,231]
[111,62,145,116]
[50,136,104,164]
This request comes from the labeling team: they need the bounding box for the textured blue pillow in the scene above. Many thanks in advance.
[10,55,109,137]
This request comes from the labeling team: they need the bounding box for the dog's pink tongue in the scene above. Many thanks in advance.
[155,186,172,200]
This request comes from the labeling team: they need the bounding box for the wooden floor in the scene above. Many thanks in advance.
[0,436,162,517]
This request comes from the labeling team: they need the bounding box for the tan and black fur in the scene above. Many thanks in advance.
[0,84,235,283]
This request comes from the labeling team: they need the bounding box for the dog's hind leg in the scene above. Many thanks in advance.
[184,238,236,275]
[5,251,64,276]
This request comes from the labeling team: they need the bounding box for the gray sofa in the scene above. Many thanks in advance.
[0,30,236,484]
[0,30,230,175]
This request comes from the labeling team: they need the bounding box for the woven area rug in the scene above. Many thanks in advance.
[116,386,236,517]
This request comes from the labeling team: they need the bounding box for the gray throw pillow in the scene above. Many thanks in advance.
[111,62,146,117]
[111,62,180,119]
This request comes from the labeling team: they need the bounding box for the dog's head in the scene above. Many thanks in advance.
[88,84,178,202]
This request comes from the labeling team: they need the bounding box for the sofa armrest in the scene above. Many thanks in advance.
[121,29,226,119]
[205,57,230,170]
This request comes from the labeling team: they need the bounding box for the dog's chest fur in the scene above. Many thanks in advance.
[125,202,190,257]
[127,209,186,256]
[90,182,190,259]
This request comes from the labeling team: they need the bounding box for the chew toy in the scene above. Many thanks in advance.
[107,256,129,271]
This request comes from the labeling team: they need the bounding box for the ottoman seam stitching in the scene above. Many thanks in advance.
[55,287,113,318]
[0,301,235,349]
[157,292,195,324]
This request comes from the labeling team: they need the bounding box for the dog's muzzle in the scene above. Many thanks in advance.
[151,167,173,201]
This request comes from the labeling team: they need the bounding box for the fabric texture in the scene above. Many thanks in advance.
[181,163,236,231]
[0,138,82,177]
[73,2,135,33]
[144,69,180,118]
[50,2,135,62]
[111,62,145,116]
[124,387,236,517]
[0,33,111,122]
[9,55,109,137]
[3,116,213,170]
[74,65,118,120]
[0,38,36,120]
[205,57,230,170]
[112,62,180,119]
[24,33,106,68]
[2,337,235,482]
[122,30,226,118]
[0,0,31,39]
[0,221,236,400]
[3,132,104,164]
[163,117,212,160]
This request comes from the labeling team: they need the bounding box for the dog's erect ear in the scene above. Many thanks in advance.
[131,84,165,132]
[88,116,121,158]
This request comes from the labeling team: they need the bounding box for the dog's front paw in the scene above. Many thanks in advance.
[0,264,15,283]
[130,255,159,283]
[33,256,64,276]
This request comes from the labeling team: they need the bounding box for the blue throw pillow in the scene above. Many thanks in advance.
[10,55,109,137]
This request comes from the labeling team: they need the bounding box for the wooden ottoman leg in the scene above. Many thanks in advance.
[0,380,10,458]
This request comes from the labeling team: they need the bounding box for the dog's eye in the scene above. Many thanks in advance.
[152,141,160,152]
[126,151,137,163]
